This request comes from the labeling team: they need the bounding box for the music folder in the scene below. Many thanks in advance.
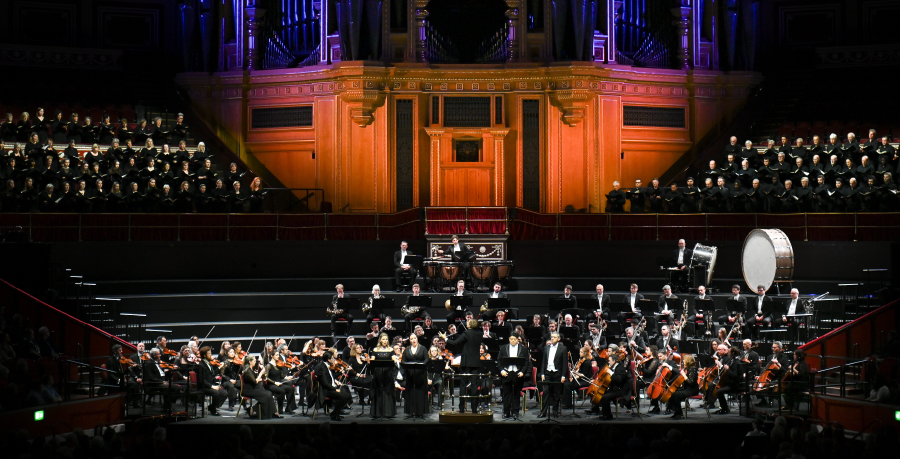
[407,295,431,308]
[448,296,473,309]
[694,298,715,312]
[335,297,360,310]
[404,254,423,269]
[663,298,682,312]
[372,297,395,310]
[548,298,575,311]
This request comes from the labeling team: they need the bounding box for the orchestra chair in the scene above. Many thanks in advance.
[333,317,350,337]
[187,371,206,418]
[520,367,540,417]
[685,394,710,420]
[578,366,600,406]
[234,374,262,420]
[395,270,414,292]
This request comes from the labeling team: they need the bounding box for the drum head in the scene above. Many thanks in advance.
[742,229,790,291]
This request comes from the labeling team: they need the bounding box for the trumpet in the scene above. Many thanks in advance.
[401,305,420,315]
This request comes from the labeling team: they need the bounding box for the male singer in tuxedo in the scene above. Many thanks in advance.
[442,319,484,413]
[393,241,417,292]
[589,284,612,322]
[672,239,693,291]
[538,332,567,418]
[498,334,532,418]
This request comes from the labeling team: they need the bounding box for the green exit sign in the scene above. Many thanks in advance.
[895,411,900,421]
[34,410,44,421]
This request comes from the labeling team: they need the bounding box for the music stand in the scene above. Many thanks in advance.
[725,299,745,314]
[695,298,715,313]
[422,329,440,343]
[407,295,431,309]
[549,298,576,313]
[524,327,544,348]
[497,356,527,420]
[427,358,449,411]
[663,298,682,314]
[335,297,360,312]
[490,326,511,340]
[677,339,700,355]
[385,329,405,343]
[477,359,498,413]
[404,254,424,271]
[448,296,473,310]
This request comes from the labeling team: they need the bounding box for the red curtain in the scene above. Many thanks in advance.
[278,214,326,240]
[80,214,129,242]
[425,208,466,235]
[467,208,507,234]
[609,214,656,240]
[180,214,228,241]
[130,214,179,241]
[856,213,900,241]
[379,209,422,240]
[30,214,80,242]
[707,214,757,240]
[229,214,277,240]
[558,214,608,240]
[657,214,705,241]
[509,209,556,240]
[806,214,855,241]
[757,214,806,242]
[326,214,376,240]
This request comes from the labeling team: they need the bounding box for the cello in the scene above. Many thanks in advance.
[585,348,625,405]
[753,353,784,392]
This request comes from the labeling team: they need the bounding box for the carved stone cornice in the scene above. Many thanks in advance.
[340,90,386,126]
[549,89,594,127]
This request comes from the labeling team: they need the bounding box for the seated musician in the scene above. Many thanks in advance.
[738,339,761,381]
[777,288,803,339]
[718,284,747,326]
[445,280,470,326]
[315,351,352,421]
[756,341,788,407]
[562,342,596,410]
[403,283,427,330]
[143,348,183,412]
[665,354,700,420]
[589,284,611,323]
[393,241,417,292]
[105,344,141,407]
[341,336,357,362]
[492,309,511,330]
[617,283,644,327]
[686,285,710,336]
[330,284,354,338]
[584,344,627,419]
[487,282,507,300]
[582,321,607,350]
[746,285,775,334]
[780,349,810,412]
[656,325,676,354]
[422,315,435,329]
[436,235,473,288]
[364,284,387,327]
[560,314,582,338]
[480,320,497,340]
[704,344,739,414]
[672,239,692,291]
[198,346,228,416]
[558,284,577,307]
[542,320,558,345]
[656,285,678,327]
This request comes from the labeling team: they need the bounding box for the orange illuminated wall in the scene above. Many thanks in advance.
[177,65,760,213]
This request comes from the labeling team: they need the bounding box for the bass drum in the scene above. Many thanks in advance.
[741,229,794,291]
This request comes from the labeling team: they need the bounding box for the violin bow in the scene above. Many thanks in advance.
[197,325,215,347]
[246,329,259,356]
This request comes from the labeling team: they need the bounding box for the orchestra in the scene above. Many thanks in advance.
[96,234,818,422]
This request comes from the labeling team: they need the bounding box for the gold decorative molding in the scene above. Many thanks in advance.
[340,90,386,127]
[549,89,594,127]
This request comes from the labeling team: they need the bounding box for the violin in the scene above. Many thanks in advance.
[140,353,151,361]
[119,356,136,366]
[209,359,221,366]
[159,362,175,370]
[161,347,177,357]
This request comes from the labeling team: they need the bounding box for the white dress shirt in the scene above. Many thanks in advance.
[546,344,559,372]
[787,298,797,316]
[757,295,765,314]
[400,250,407,265]
[677,249,685,265]
[506,344,519,372]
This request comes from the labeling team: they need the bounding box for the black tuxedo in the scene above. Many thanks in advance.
[498,343,532,416]
[672,247,692,290]
[446,328,485,411]
[618,293,645,326]
[329,293,354,335]
[393,249,418,287]
[539,343,568,415]
[198,359,227,411]
[596,360,628,417]
[718,295,748,326]
[446,242,473,263]
[583,331,607,349]
[588,293,612,321]
[315,361,351,419]
[746,295,775,329]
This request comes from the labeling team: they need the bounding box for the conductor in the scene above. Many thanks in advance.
[440,319,484,413]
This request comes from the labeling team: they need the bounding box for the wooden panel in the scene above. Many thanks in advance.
[467,168,491,206]
[442,169,467,206]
